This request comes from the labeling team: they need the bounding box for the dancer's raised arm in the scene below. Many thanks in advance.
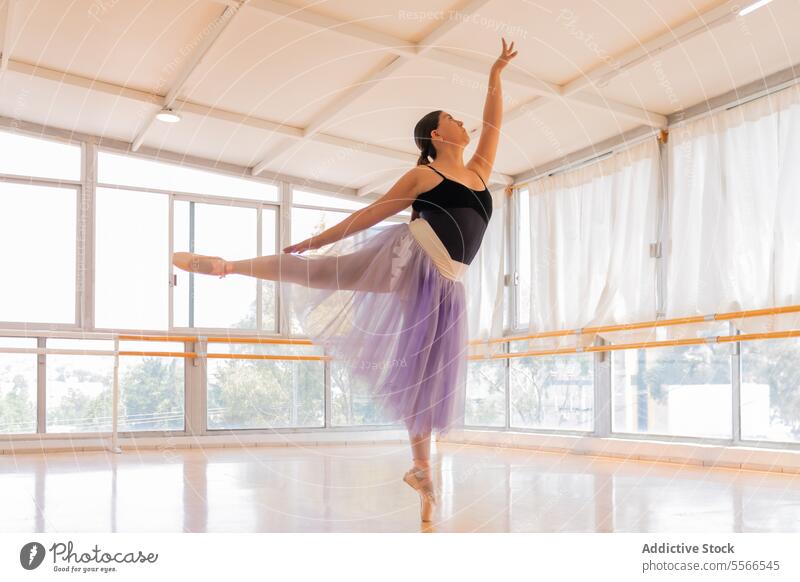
[466,37,518,181]
[283,168,422,254]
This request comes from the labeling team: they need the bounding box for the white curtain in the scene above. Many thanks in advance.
[521,139,660,343]
[465,186,507,342]
[666,83,800,328]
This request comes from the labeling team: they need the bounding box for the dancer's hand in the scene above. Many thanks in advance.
[491,37,518,74]
[282,238,318,254]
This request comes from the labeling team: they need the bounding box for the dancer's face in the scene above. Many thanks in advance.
[433,111,469,148]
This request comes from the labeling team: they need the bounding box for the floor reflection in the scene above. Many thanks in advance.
[1,442,798,532]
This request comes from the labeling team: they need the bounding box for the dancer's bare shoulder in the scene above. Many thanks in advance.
[407,165,443,196]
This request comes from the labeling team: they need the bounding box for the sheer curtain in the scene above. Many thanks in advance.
[520,139,660,343]
[464,186,507,342]
[666,83,800,326]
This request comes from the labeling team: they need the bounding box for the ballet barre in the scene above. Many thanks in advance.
[0,335,331,455]
[472,329,800,360]
[473,304,800,345]
[1,302,798,454]
[468,303,800,359]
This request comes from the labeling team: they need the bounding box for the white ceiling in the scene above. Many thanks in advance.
[0,0,798,194]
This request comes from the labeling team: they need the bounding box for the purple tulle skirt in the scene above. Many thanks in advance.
[278,221,468,435]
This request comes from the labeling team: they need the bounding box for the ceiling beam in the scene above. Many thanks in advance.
[505,0,759,184]
[250,54,410,176]
[567,91,667,127]
[518,0,747,123]
[246,0,417,58]
[302,55,409,138]
[424,46,666,126]
[240,0,664,132]
[131,1,248,151]
[251,0,493,178]
[510,63,800,187]
[3,59,512,184]
[563,0,745,96]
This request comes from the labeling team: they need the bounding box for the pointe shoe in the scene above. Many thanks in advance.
[403,466,437,522]
[173,252,229,278]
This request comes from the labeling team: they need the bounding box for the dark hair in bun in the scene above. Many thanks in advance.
[414,110,442,166]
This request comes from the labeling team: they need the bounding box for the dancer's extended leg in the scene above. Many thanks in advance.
[174,251,390,292]
[227,254,295,280]
[227,253,383,290]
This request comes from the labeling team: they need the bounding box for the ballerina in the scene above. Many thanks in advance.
[174,38,518,522]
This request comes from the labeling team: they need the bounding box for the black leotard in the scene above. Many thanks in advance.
[411,165,493,265]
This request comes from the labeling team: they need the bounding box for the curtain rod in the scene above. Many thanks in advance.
[667,72,800,130]
[511,68,800,192]
[512,128,659,190]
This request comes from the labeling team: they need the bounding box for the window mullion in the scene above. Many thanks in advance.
[81,141,97,331]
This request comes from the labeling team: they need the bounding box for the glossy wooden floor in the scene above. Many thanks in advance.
[2,442,799,532]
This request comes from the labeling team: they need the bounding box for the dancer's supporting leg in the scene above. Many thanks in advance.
[409,431,432,469]
[403,431,436,521]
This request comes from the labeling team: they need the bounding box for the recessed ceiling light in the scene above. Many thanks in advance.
[738,0,774,16]
[156,108,181,123]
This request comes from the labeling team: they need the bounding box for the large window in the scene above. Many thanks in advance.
[96,152,281,333]
[288,188,411,424]
[173,200,258,330]
[516,139,659,332]
[0,131,80,181]
[741,337,800,444]
[330,361,396,428]
[292,189,370,210]
[0,338,37,434]
[290,187,407,244]
[665,83,800,317]
[206,343,324,430]
[118,341,185,432]
[509,346,594,431]
[44,339,185,434]
[97,151,278,202]
[287,187,408,336]
[95,188,169,330]
[610,325,733,439]
[0,182,77,325]
[466,358,506,427]
[2,82,799,450]
[0,130,79,328]
[45,339,114,433]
